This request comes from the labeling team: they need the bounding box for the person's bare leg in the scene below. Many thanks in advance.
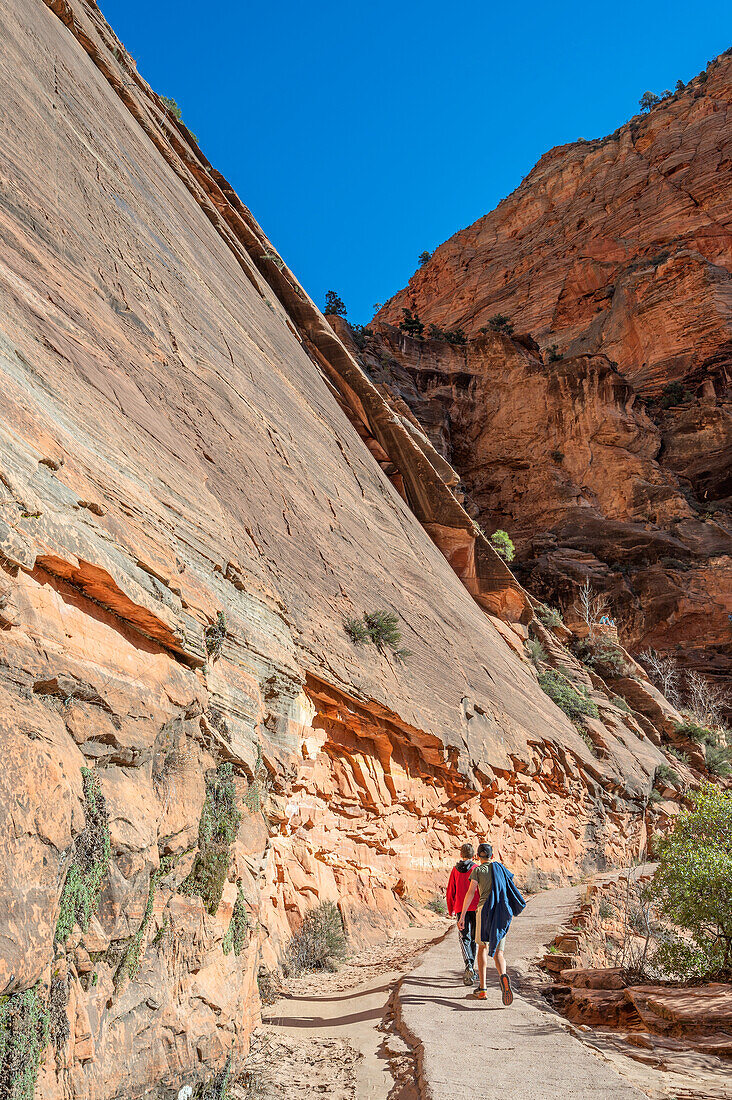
[494,948,506,978]
[477,944,488,989]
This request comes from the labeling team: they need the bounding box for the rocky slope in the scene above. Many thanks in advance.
[371,57,731,683]
[0,2,713,1098]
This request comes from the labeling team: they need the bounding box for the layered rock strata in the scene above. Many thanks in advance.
[0,1,697,1097]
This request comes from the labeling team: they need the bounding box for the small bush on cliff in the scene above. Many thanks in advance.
[639,90,661,112]
[648,783,732,979]
[537,670,599,727]
[658,381,692,408]
[576,637,633,679]
[0,983,49,1100]
[55,767,111,945]
[427,895,447,915]
[222,880,250,956]
[706,742,732,778]
[344,610,411,660]
[654,762,681,790]
[418,250,432,266]
[324,290,346,317]
[398,308,424,339]
[287,902,348,973]
[114,852,180,987]
[181,763,241,915]
[483,314,514,336]
[537,604,563,629]
[546,344,562,362]
[490,529,515,562]
[526,639,547,669]
[204,611,227,663]
[244,741,272,816]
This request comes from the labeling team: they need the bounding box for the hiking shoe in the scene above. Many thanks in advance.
[500,974,514,1006]
[466,988,487,1000]
[462,967,474,986]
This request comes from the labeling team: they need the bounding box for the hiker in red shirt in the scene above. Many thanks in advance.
[446,843,479,985]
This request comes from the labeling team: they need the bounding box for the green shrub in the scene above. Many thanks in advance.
[115,852,179,986]
[675,720,715,745]
[181,764,241,915]
[654,762,680,789]
[427,895,447,915]
[344,616,369,644]
[639,90,661,112]
[648,789,663,804]
[204,611,227,662]
[598,900,614,920]
[526,638,547,668]
[612,694,632,713]
[398,308,424,339]
[576,638,633,679]
[344,610,411,660]
[648,783,732,978]
[418,251,432,266]
[0,983,49,1100]
[538,670,599,726]
[706,743,732,778]
[490,529,515,562]
[193,1054,233,1100]
[658,381,692,408]
[160,95,182,121]
[482,314,514,336]
[666,747,689,764]
[537,604,563,629]
[55,768,111,945]
[222,881,250,956]
[579,729,599,756]
[287,902,347,973]
[324,290,346,317]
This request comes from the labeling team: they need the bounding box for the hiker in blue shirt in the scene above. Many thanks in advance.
[458,842,526,1004]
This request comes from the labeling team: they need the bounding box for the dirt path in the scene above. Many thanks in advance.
[396,886,649,1100]
[243,928,446,1099]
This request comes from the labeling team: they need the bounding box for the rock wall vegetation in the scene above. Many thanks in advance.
[375,55,731,686]
[0,1,725,1097]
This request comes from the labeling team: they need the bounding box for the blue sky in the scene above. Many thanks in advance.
[102,1,730,323]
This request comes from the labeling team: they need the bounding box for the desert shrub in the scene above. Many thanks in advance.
[55,767,111,945]
[48,970,70,1062]
[526,638,547,669]
[648,789,662,804]
[256,967,281,1006]
[324,290,346,317]
[675,78,685,93]
[222,881,250,956]
[577,637,633,679]
[612,694,632,713]
[483,314,514,336]
[666,747,689,764]
[426,895,447,915]
[204,611,227,662]
[648,783,732,978]
[658,381,692,408]
[579,729,599,756]
[350,324,372,349]
[598,900,614,920]
[706,742,732,778]
[418,250,432,266]
[244,741,271,815]
[287,902,347,973]
[0,983,49,1100]
[490,529,515,562]
[537,670,599,726]
[193,1054,233,1100]
[345,610,411,660]
[537,604,563,629]
[115,852,180,986]
[443,327,467,345]
[654,762,680,789]
[181,764,241,915]
[398,308,424,339]
[546,344,562,362]
[669,721,708,748]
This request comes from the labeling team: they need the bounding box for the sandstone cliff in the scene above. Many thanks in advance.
[373,56,731,684]
[0,1,708,1098]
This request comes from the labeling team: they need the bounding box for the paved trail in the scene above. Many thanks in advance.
[396,886,648,1100]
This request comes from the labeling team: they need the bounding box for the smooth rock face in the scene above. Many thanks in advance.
[0,1,686,1097]
[377,55,732,397]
